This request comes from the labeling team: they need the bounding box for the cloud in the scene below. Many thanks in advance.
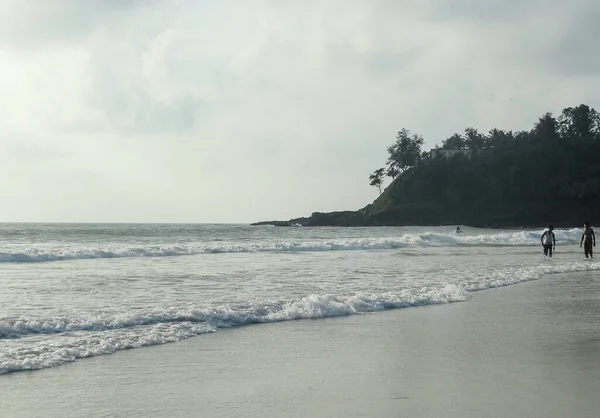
[0,0,599,222]
[0,0,157,45]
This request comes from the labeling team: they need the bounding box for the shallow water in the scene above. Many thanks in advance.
[0,223,596,374]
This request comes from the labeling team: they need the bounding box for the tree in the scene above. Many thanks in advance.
[485,128,513,149]
[386,128,425,175]
[514,130,534,142]
[369,168,385,195]
[558,104,600,140]
[533,112,559,140]
[386,165,400,179]
[303,102,600,228]
[442,133,466,149]
[464,127,484,150]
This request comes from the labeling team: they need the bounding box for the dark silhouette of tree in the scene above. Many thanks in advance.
[386,166,400,179]
[442,133,466,149]
[464,127,484,150]
[534,112,559,141]
[485,128,513,149]
[369,168,385,195]
[262,103,600,228]
[386,128,424,175]
[558,104,600,140]
[358,103,600,226]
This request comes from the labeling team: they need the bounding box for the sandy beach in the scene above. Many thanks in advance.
[2,270,600,418]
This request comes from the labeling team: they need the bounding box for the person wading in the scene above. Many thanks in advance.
[580,221,596,259]
[540,225,556,257]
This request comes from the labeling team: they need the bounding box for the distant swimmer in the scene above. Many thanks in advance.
[456,226,462,234]
[580,221,595,259]
[540,225,555,257]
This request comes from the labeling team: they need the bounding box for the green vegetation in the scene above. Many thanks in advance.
[368,168,385,195]
[385,128,425,177]
[253,104,600,227]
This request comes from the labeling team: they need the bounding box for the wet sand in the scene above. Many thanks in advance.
[2,271,600,417]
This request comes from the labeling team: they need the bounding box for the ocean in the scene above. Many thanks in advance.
[0,223,596,375]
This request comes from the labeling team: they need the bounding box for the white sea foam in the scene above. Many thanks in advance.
[0,228,583,263]
[1,223,594,376]
[2,256,599,375]
[0,286,469,340]
[0,285,470,374]
[0,322,217,375]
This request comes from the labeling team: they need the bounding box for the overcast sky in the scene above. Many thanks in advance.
[1,0,599,223]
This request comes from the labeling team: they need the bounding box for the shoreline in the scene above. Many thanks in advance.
[2,270,600,417]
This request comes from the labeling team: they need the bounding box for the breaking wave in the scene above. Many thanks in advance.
[2,257,599,374]
[0,228,583,263]
[0,285,469,374]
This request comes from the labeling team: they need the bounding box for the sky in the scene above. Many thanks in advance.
[1,0,599,223]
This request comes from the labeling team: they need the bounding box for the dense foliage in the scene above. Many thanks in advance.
[255,104,600,227]
[360,104,600,227]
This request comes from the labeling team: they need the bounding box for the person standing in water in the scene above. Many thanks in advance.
[540,225,555,257]
[580,221,595,258]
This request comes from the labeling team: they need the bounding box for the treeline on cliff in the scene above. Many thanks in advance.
[285,104,600,227]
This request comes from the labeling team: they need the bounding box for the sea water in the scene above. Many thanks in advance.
[0,223,595,374]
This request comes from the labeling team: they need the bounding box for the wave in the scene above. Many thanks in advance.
[2,258,600,374]
[0,286,469,340]
[0,285,469,374]
[0,228,584,263]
